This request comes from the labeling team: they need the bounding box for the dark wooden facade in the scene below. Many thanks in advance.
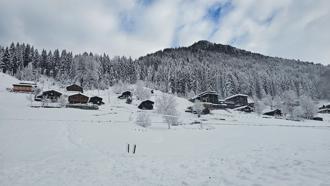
[89,96,104,105]
[138,100,154,110]
[189,91,219,104]
[66,84,83,92]
[224,94,248,108]
[12,84,35,93]
[68,93,89,104]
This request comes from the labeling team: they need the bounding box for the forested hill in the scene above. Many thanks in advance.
[136,40,330,99]
[0,41,329,100]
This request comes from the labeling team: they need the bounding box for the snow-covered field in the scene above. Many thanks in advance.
[1,73,330,186]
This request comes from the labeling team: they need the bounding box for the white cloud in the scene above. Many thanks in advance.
[0,0,329,64]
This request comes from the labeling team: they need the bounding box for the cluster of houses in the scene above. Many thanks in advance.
[117,90,155,110]
[188,91,328,121]
[12,83,104,109]
[188,91,255,113]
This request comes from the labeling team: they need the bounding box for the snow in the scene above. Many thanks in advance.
[1,73,330,186]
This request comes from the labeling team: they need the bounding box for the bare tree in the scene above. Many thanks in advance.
[299,95,317,119]
[136,112,151,128]
[193,100,203,118]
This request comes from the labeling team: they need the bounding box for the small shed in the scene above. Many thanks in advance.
[68,93,89,104]
[89,96,104,105]
[66,84,83,93]
[234,105,254,113]
[312,117,323,121]
[189,91,219,104]
[37,90,62,102]
[118,91,132,99]
[138,100,154,110]
[263,109,282,116]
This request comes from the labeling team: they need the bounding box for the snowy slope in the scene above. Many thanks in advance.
[0,73,330,186]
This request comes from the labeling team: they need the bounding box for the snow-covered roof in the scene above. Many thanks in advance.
[19,81,37,85]
[190,91,218,100]
[225,94,248,101]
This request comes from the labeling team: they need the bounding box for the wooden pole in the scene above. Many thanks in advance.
[133,144,136,154]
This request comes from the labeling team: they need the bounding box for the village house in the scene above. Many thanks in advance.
[138,100,154,110]
[68,93,89,104]
[224,94,248,109]
[189,91,219,104]
[36,90,62,102]
[89,96,104,105]
[66,84,83,93]
[12,82,37,93]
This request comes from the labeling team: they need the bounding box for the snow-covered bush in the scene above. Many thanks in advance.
[156,93,178,129]
[135,80,151,100]
[193,100,203,117]
[299,95,317,119]
[253,97,266,115]
[292,106,303,120]
[59,95,68,107]
[135,112,151,128]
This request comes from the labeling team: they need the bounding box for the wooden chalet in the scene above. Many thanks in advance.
[138,100,154,110]
[36,90,62,102]
[66,84,83,93]
[189,91,219,104]
[118,91,132,99]
[89,96,104,105]
[12,82,37,93]
[68,93,89,104]
[224,94,248,109]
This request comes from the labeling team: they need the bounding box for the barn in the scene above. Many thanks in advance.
[138,100,154,110]
[68,93,89,104]
[189,91,219,104]
[224,94,248,108]
[66,84,83,93]
[89,96,104,105]
[36,90,62,102]
[118,91,132,99]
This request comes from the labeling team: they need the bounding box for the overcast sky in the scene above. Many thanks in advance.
[0,0,329,64]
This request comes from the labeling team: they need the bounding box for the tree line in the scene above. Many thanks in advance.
[0,41,329,100]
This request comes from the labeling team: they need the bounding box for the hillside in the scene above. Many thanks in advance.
[136,40,329,99]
